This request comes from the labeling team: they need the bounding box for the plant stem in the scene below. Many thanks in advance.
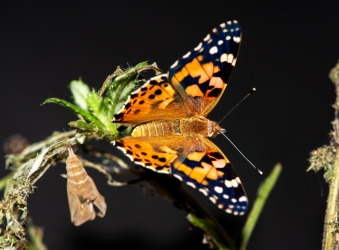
[240,163,282,250]
[322,148,339,250]
[322,62,339,250]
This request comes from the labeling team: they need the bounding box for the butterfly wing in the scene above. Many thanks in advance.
[114,21,241,125]
[113,136,247,215]
[113,74,193,126]
[172,137,247,215]
[168,20,241,116]
[113,135,188,173]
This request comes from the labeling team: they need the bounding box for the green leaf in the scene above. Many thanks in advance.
[86,91,105,121]
[43,97,104,128]
[69,80,90,111]
[240,163,282,250]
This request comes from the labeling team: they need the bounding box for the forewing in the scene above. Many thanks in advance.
[67,181,96,226]
[113,74,192,126]
[168,20,241,116]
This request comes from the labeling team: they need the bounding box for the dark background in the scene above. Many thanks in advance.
[1,1,338,249]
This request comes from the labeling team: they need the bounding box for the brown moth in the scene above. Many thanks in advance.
[66,148,107,226]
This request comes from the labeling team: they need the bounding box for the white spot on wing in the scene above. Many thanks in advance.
[199,188,208,196]
[225,180,232,188]
[209,197,217,204]
[239,212,245,216]
[227,53,234,63]
[225,208,232,214]
[232,58,237,66]
[226,35,231,40]
[194,42,202,51]
[214,186,223,194]
[231,179,238,188]
[116,145,127,154]
[239,196,247,202]
[218,204,224,209]
[223,194,229,199]
[236,177,241,184]
[220,53,227,62]
[212,28,217,33]
[227,21,232,25]
[182,51,191,59]
[220,23,226,29]
[233,36,240,43]
[218,40,223,45]
[170,60,178,69]
[231,198,237,203]
[209,46,218,54]
[203,34,211,41]
[187,182,196,189]
[173,174,183,181]
[233,211,239,216]
[157,170,170,174]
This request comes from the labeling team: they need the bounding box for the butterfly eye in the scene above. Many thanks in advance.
[209,131,219,138]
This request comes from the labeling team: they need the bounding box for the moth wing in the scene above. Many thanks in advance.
[67,180,96,226]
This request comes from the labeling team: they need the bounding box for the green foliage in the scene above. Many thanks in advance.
[0,62,160,249]
[43,62,151,141]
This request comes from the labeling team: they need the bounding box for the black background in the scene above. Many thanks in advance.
[1,1,338,249]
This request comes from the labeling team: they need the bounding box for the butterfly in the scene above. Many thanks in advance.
[112,20,247,215]
[66,148,107,225]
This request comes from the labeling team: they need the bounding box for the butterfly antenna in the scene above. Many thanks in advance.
[218,88,256,125]
[220,132,263,175]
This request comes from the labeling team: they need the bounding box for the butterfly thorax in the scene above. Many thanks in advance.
[131,116,224,138]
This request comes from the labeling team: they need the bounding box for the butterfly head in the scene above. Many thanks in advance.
[208,120,226,138]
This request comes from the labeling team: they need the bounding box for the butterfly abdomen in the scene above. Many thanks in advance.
[131,121,178,137]
[131,117,222,138]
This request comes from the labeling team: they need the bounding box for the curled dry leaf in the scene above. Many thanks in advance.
[66,148,107,226]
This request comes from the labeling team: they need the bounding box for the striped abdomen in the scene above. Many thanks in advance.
[66,148,106,226]
[131,116,223,138]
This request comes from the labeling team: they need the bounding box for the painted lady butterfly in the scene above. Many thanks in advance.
[113,20,247,215]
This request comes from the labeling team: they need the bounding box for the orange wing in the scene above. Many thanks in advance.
[113,74,193,126]
[113,136,247,215]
